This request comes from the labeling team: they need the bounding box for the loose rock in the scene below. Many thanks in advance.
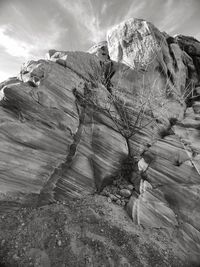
[119,189,132,198]
[116,199,121,205]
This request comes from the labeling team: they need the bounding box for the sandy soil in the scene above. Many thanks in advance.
[0,194,197,267]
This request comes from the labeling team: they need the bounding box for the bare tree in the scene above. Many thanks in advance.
[73,32,194,157]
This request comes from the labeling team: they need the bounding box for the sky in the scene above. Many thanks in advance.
[0,0,200,82]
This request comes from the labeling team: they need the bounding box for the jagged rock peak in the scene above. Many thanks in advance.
[106,18,164,66]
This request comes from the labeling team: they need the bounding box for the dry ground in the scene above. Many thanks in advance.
[0,194,197,267]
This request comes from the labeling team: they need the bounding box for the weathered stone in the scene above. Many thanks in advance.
[0,53,128,203]
[107,18,195,103]
[88,41,110,62]
[195,86,200,95]
[175,35,200,82]
[116,199,121,205]
[192,101,200,114]
[139,180,152,194]
[175,35,200,57]
[126,184,134,191]
[107,197,112,203]
[109,194,118,201]
[138,158,148,172]
[127,180,178,230]
[119,189,132,198]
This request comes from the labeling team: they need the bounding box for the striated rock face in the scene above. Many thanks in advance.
[1,17,200,263]
[0,54,128,204]
[127,180,178,232]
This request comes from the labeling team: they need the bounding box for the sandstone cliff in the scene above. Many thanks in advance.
[0,18,200,266]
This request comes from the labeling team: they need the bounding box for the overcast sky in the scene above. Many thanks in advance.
[0,0,200,82]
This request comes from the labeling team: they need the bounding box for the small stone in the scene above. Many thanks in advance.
[193,102,200,114]
[109,194,118,201]
[57,240,62,246]
[196,86,200,95]
[121,200,126,206]
[100,229,104,232]
[115,194,121,199]
[107,197,112,203]
[127,185,134,191]
[116,199,121,205]
[138,158,149,172]
[119,189,132,198]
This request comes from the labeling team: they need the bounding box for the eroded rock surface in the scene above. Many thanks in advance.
[0,54,128,204]
[1,17,200,264]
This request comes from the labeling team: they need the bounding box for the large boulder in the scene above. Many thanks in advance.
[107,19,198,117]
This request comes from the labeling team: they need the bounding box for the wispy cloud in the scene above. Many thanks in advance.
[101,2,108,15]
[29,18,68,57]
[0,17,68,61]
[0,0,200,82]
[57,0,107,43]
[158,0,195,35]
[0,25,34,58]
[158,0,194,34]
[122,1,146,22]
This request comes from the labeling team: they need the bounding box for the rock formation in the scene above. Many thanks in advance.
[1,17,200,264]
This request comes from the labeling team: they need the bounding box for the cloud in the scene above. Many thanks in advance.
[0,17,68,61]
[57,0,107,43]
[101,2,108,15]
[122,1,146,22]
[0,25,34,58]
[158,0,194,34]
[29,18,69,56]
[0,70,12,82]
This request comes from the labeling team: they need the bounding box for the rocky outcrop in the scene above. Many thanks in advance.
[127,180,178,231]
[88,41,110,62]
[107,18,198,98]
[175,35,200,82]
[0,54,128,205]
[1,17,200,263]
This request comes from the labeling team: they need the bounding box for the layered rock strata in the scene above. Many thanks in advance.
[1,17,200,261]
